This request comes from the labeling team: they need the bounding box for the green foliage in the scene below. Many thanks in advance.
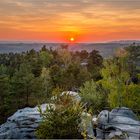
[79,80,103,113]
[49,64,63,88]
[77,67,91,87]
[125,45,140,75]
[79,50,88,60]
[87,50,103,80]
[122,84,140,109]
[40,67,52,97]
[100,56,140,109]
[1,44,139,126]
[62,62,82,89]
[36,94,84,139]
[0,46,104,123]
[0,74,11,123]
[57,47,72,67]
[100,58,130,108]
[0,64,8,75]
[39,50,53,67]
[11,63,35,106]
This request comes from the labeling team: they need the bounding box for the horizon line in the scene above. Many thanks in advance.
[0,39,140,44]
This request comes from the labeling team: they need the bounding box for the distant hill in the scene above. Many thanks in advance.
[108,40,140,44]
[0,41,139,57]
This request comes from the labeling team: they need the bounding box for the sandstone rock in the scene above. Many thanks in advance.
[0,104,49,139]
[98,107,140,139]
[0,91,80,139]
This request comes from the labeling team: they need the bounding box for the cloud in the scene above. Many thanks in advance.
[0,0,140,41]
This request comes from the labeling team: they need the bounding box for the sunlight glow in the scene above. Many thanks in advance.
[0,1,140,42]
[70,37,75,42]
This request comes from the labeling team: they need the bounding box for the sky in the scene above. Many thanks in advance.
[0,0,140,42]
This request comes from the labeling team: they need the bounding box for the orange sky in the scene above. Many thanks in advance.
[0,0,140,42]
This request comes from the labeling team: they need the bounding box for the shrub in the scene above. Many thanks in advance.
[36,94,84,139]
[79,80,104,113]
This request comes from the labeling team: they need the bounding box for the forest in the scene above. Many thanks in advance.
[0,44,140,130]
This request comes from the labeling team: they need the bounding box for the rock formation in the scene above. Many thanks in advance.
[0,104,48,139]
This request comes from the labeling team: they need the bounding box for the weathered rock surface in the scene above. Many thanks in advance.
[0,91,80,139]
[0,104,48,139]
[1,95,139,140]
[98,107,140,139]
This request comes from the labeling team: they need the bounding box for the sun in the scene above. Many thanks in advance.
[70,37,75,42]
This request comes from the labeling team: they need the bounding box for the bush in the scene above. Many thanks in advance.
[79,80,104,113]
[36,94,84,139]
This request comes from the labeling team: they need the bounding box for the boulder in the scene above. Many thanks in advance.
[0,104,49,139]
[97,107,140,139]
[0,91,80,139]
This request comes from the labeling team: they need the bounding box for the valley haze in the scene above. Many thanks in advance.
[0,40,140,57]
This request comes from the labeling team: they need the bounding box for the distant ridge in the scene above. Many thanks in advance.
[0,40,140,44]
[108,40,140,44]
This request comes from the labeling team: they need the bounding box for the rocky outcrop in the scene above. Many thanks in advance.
[1,95,139,139]
[0,91,81,139]
[98,107,140,139]
[0,104,49,139]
